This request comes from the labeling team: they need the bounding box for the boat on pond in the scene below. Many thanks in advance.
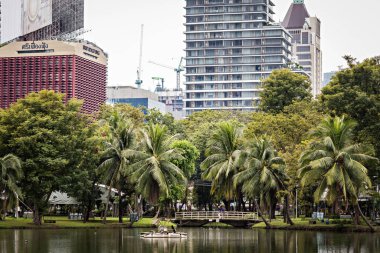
[140,225,187,239]
[140,231,187,239]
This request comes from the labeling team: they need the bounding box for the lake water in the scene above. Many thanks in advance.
[0,228,379,253]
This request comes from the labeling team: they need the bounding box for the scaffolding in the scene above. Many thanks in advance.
[20,0,84,41]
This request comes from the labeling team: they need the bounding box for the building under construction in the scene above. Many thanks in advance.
[20,0,84,41]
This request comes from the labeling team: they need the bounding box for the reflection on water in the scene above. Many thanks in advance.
[0,228,379,253]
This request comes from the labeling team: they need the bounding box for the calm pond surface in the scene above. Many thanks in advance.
[0,228,379,253]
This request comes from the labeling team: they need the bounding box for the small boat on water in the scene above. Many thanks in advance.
[140,231,187,239]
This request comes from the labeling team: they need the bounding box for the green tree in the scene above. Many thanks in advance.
[0,90,90,225]
[259,69,312,113]
[97,110,136,224]
[299,116,377,231]
[131,124,186,217]
[321,56,380,162]
[63,123,104,223]
[170,140,200,179]
[145,108,183,135]
[98,104,144,127]
[234,136,293,227]
[201,122,242,204]
[0,154,22,221]
[170,140,200,210]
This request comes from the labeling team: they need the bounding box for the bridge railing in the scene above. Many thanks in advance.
[175,211,258,221]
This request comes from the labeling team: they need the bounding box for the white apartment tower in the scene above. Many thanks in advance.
[282,0,322,97]
[184,0,293,115]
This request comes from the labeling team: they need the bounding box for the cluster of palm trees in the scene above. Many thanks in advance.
[201,117,377,231]
[98,110,187,223]
[0,111,376,232]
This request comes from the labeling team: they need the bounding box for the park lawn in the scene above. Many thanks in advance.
[0,217,176,229]
[252,218,377,231]
[203,222,233,228]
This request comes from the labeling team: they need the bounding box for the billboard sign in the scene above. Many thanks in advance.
[1,0,52,43]
[23,0,53,35]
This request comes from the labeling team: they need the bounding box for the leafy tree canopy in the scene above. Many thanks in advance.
[170,140,200,179]
[321,56,380,160]
[0,90,91,224]
[259,69,312,113]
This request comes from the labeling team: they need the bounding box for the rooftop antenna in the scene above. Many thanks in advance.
[135,24,144,88]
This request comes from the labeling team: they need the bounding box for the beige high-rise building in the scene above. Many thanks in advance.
[282,0,322,97]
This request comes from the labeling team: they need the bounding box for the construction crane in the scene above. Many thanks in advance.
[135,24,144,88]
[152,77,165,91]
[148,57,184,91]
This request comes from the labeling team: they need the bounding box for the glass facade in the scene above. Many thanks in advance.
[184,0,292,115]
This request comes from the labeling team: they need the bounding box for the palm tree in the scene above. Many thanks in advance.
[234,136,293,228]
[0,154,22,221]
[98,111,136,224]
[299,116,377,232]
[131,124,186,218]
[201,122,242,205]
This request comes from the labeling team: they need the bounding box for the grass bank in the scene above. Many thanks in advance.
[203,222,233,228]
[252,218,379,232]
[0,217,175,230]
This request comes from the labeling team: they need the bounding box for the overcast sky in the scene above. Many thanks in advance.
[84,0,380,90]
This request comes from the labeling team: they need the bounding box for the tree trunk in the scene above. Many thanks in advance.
[136,195,143,218]
[284,195,294,225]
[254,199,271,229]
[84,204,91,223]
[355,204,375,232]
[102,184,113,224]
[154,206,161,219]
[0,198,7,221]
[33,203,42,225]
[118,188,123,224]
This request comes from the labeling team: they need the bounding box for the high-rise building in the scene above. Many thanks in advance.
[183,0,293,116]
[282,0,322,97]
[0,40,107,113]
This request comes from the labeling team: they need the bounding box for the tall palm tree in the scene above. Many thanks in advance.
[0,154,22,221]
[131,124,186,218]
[201,122,242,204]
[234,136,293,228]
[299,116,377,232]
[98,111,136,224]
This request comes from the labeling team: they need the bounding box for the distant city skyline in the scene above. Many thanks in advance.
[83,0,380,90]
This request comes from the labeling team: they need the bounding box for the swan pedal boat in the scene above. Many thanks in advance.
[140,231,187,238]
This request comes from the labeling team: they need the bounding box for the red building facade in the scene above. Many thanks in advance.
[0,40,107,113]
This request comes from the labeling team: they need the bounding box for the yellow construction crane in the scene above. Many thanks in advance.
[148,57,184,91]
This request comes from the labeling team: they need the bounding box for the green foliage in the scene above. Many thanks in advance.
[259,69,312,113]
[201,122,242,200]
[170,140,200,179]
[321,57,380,161]
[234,136,287,208]
[0,90,91,224]
[97,109,137,223]
[98,104,144,127]
[0,154,23,220]
[299,116,377,205]
[131,124,186,204]
[145,108,182,135]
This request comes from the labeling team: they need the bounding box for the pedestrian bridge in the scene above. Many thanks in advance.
[174,211,260,228]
